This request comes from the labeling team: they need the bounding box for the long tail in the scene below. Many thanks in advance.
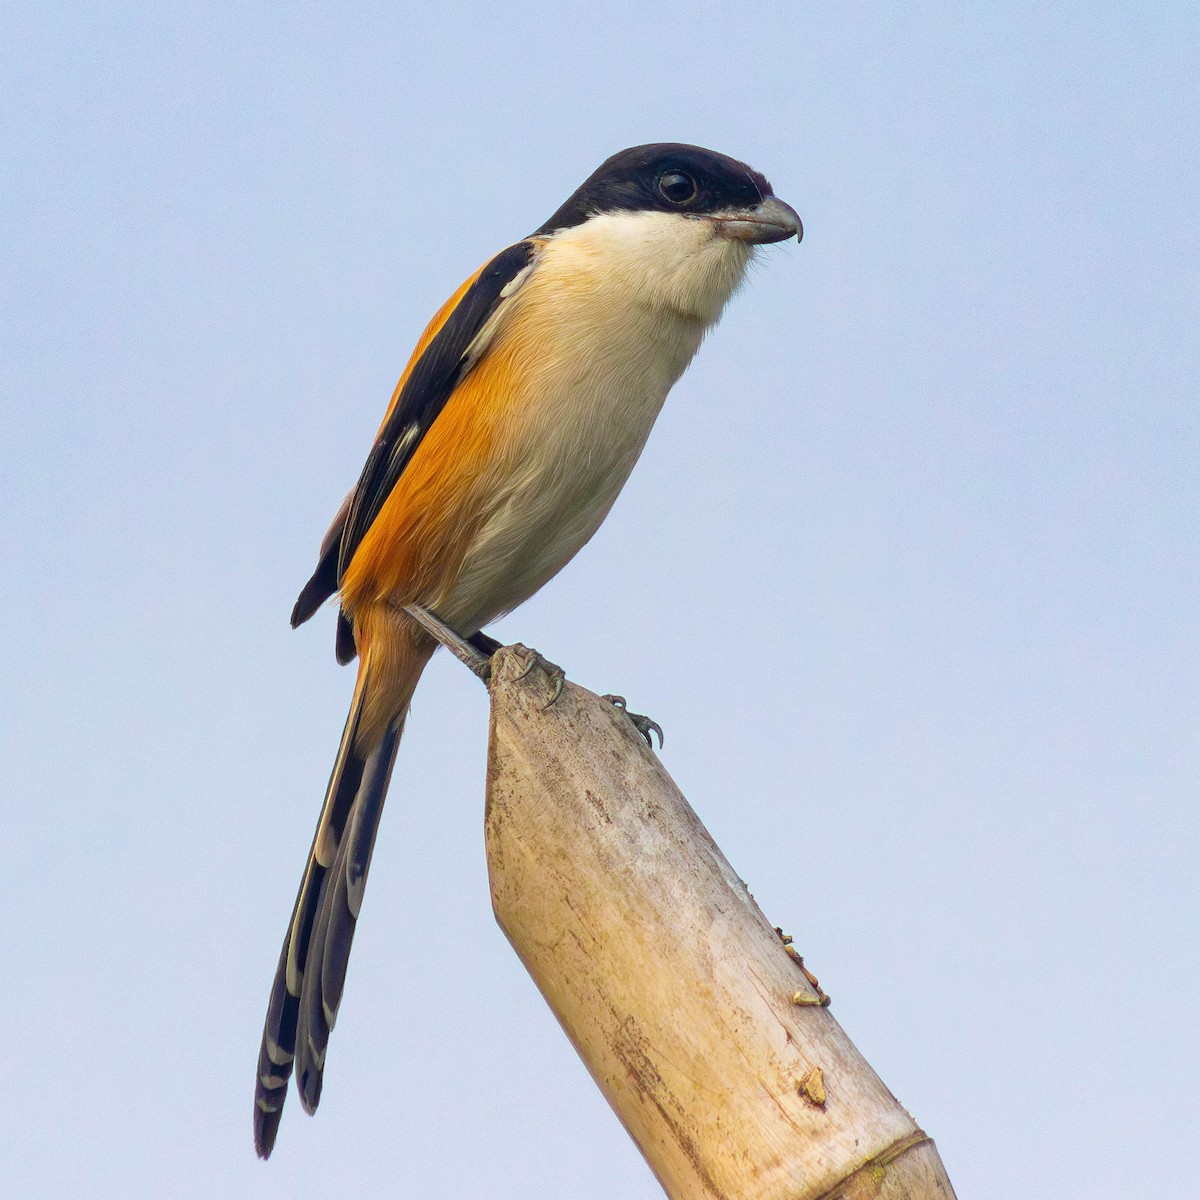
[253,644,424,1158]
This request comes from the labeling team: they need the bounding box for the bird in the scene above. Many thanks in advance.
[252,142,802,1158]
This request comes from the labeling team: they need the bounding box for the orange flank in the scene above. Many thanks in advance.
[340,332,525,616]
[338,271,536,743]
[329,258,497,743]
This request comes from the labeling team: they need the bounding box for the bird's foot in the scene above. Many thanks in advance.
[602,695,664,749]
[510,647,566,709]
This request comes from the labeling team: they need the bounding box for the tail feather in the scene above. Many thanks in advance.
[253,940,298,1153]
[253,665,377,1159]
[253,630,430,1160]
[296,722,401,1113]
[284,705,367,997]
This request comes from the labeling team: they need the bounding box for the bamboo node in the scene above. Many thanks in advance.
[776,928,832,1006]
[792,990,827,1007]
[798,1067,827,1106]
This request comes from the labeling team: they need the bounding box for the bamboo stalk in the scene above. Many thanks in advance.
[483,644,957,1200]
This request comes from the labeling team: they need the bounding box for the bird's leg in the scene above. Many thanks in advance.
[408,613,565,708]
[402,605,493,682]
[410,614,655,737]
[467,630,502,657]
[601,695,664,750]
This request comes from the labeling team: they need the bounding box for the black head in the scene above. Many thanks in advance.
[535,143,775,236]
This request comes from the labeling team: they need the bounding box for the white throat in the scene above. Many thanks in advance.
[541,209,755,324]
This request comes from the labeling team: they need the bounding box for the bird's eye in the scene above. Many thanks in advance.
[657,171,697,204]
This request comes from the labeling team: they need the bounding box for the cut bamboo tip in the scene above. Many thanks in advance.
[481,645,957,1200]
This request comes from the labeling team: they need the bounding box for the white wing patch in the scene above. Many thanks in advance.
[461,250,542,375]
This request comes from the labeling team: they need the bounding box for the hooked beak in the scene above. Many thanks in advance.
[709,196,803,245]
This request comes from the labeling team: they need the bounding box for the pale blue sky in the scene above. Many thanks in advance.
[3,5,1197,1198]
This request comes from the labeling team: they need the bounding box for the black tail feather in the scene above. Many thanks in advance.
[295,723,401,1113]
[253,682,383,1159]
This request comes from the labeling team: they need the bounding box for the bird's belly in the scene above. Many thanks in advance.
[438,310,705,631]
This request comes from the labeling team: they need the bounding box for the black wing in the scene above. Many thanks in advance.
[290,239,537,637]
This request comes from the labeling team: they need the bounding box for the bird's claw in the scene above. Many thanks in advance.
[602,695,664,749]
[541,663,566,709]
[511,648,567,709]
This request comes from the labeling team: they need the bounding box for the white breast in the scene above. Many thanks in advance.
[441,210,753,631]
